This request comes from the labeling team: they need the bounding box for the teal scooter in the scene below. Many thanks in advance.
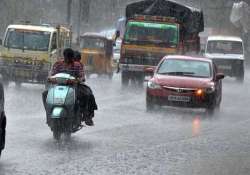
[45,73,83,140]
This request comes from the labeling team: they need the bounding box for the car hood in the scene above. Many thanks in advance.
[205,53,244,60]
[154,74,213,89]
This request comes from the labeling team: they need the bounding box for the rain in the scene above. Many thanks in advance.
[0,0,250,175]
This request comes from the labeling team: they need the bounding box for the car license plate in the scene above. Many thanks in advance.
[168,95,190,102]
[218,65,232,70]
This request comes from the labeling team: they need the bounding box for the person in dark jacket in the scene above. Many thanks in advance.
[74,50,97,126]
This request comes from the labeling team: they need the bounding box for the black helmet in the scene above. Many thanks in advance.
[74,50,81,61]
[63,48,74,63]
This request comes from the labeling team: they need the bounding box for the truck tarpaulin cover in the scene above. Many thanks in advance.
[230,1,250,33]
[126,0,204,34]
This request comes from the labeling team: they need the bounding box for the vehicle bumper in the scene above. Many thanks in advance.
[212,59,244,77]
[147,89,215,108]
[0,59,49,83]
[120,63,156,72]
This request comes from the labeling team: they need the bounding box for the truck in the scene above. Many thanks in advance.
[0,23,72,86]
[119,0,204,86]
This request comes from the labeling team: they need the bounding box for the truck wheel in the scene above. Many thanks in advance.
[121,72,129,86]
[108,72,113,80]
[1,75,9,87]
[137,74,144,87]
[236,70,244,83]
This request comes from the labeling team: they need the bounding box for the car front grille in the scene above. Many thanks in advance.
[162,86,196,94]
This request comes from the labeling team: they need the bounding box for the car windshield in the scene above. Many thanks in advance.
[4,28,51,51]
[124,21,178,47]
[206,40,243,54]
[80,37,105,49]
[158,59,212,78]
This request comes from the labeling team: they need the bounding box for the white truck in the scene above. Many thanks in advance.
[205,36,245,82]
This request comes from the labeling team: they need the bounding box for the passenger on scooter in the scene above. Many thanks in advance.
[74,50,97,126]
[51,48,84,80]
[43,48,97,126]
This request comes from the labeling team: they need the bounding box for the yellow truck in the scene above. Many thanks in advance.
[0,23,71,86]
[119,0,204,86]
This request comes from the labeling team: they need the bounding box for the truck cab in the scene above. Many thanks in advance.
[119,0,204,87]
[0,23,71,86]
[205,36,245,82]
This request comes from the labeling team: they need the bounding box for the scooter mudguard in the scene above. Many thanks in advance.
[51,107,65,118]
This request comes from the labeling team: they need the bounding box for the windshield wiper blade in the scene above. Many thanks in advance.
[160,71,195,75]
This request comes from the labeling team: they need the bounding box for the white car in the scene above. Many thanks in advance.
[205,36,245,82]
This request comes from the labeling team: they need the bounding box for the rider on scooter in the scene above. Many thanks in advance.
[44,48,96,126]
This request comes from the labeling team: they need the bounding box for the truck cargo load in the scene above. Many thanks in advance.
[125,0,204,34]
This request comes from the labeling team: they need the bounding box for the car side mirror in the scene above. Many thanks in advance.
[144,67,155,81]
[216,73,225,80]
[145,67,155,74]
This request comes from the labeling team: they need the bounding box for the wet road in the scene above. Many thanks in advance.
[0,70,250,175]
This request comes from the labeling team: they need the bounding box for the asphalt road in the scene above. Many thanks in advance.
[0,70,250,175]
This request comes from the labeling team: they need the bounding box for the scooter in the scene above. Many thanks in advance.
[45,73,83,140]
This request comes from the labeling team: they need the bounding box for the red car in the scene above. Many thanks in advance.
[146,55,224,114]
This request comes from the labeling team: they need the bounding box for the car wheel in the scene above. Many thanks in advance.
[207,101,220,116]
[121,71,129,86]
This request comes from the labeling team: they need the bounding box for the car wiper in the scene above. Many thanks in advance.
[159,72,195,76]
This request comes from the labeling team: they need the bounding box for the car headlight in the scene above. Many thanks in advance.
[147,81,161,89]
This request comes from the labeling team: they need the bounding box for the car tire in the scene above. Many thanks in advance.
[15,81,22,88]
[207,102,220,116]
[121,71,129,86]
